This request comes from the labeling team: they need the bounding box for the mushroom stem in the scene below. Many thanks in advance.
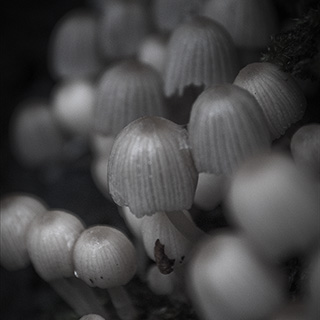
[164,211,206,243]
[107,286,138,320]
[50,277,109,318]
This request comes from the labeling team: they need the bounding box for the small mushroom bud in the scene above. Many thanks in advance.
[290,124,320,179]
[73,225,138,320]
[51,79,96,137]
[48,9,102,80]
[189,84,271,175]
[0,193,47,270]
[80,315,106,320]
[188,232,287,320]
[164,16,239,97]
[225,152,319,262]
[94,60,167,137]
[97,0,149,59]
[234,62,307,140]
[108,116,198,217]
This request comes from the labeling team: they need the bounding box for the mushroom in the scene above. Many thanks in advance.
[26,209,107,317]
[164,16,239,97]
[0,193,47,271]
[188,84,271,175]
[234,62,307,140]
[73,225,138,320]
[225,152,320,262]
[188,231,287,320]
[80,315,106,320]
[48,8,102,80]
[290,123,320,179]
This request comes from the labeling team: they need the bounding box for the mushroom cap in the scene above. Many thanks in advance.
[51,79,96,137]
[94,60,167,136]
[0,194,47,270]
[79,315,106,320]
[188,232,287,320]
[189,84,271,175]
[48,9,102,80]
[164,16,239,96]
[108,116,198,217]
[234,62,307,139]
[73,226,137,289]
[290,123,320,179]
[225,152,320,262]
[26,210,85,281]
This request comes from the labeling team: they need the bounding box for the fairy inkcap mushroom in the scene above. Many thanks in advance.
[0,193,47,271]
[73,225,138,320]
[188,232,287,320]
[225,152,320,262]
[80,315,106,320]
[94,60,167,137]
[188,84,271,175]
[26,209,107,317]
[164,16,239,97]
[290,123,320,179]
[234,62,307,140]
[108,116,198,217]
[48,9,102,80]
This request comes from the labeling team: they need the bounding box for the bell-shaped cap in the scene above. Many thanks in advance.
[26,210,85,281]
[73,226,137,289]
[234,62,307,140]
[290,123,320,179]
[108,116,198,217]
[164,16,239,96]
[94,60,167,136]
[97,0,150,59]
[48,9,102,80]
[202,0,279,49]
[0,193,47,270]
[189,84,271,175]
[225,152,320,262]
[188,232,287,320]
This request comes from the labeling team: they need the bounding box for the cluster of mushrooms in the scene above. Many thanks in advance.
[1,0,319,319]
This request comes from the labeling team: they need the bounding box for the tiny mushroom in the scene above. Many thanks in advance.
[73,225,138,320]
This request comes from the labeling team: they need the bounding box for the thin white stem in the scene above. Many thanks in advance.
[107,286,138,320]
[50,277,109,318]
[164,211,207,243]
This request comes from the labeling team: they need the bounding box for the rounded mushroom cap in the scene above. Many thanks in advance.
[73,225,137,289]
[290,123,320,179]
[188,232,287,320]
[26,210,85,282]
[234,62,307,140]
[48,9,102,80]
[164,16,239,96]
[51,79,96,137]
[0,194,47,270]
[226,152,320,262]
[189,84,271,175]
[108,116,198,217]
[94,60,166,136]
[79,314,106,320]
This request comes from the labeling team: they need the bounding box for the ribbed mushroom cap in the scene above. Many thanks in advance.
[226,152,320,262]
[48,9,101,80]
[189,84,271,175]
[152,0,204,32]
[10,100,65,167]
[97,0,149,59]
[0,194,47,270]
[26,210,85,282]
[73,226,137,289]
[108,116,198,217]
[202,0,278,49]
[94,60,167,136]
[164,16,239,96]
[234,62,307,140]
[188,232,287,320]
[51,79,96,137]
[290,124,320,178]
